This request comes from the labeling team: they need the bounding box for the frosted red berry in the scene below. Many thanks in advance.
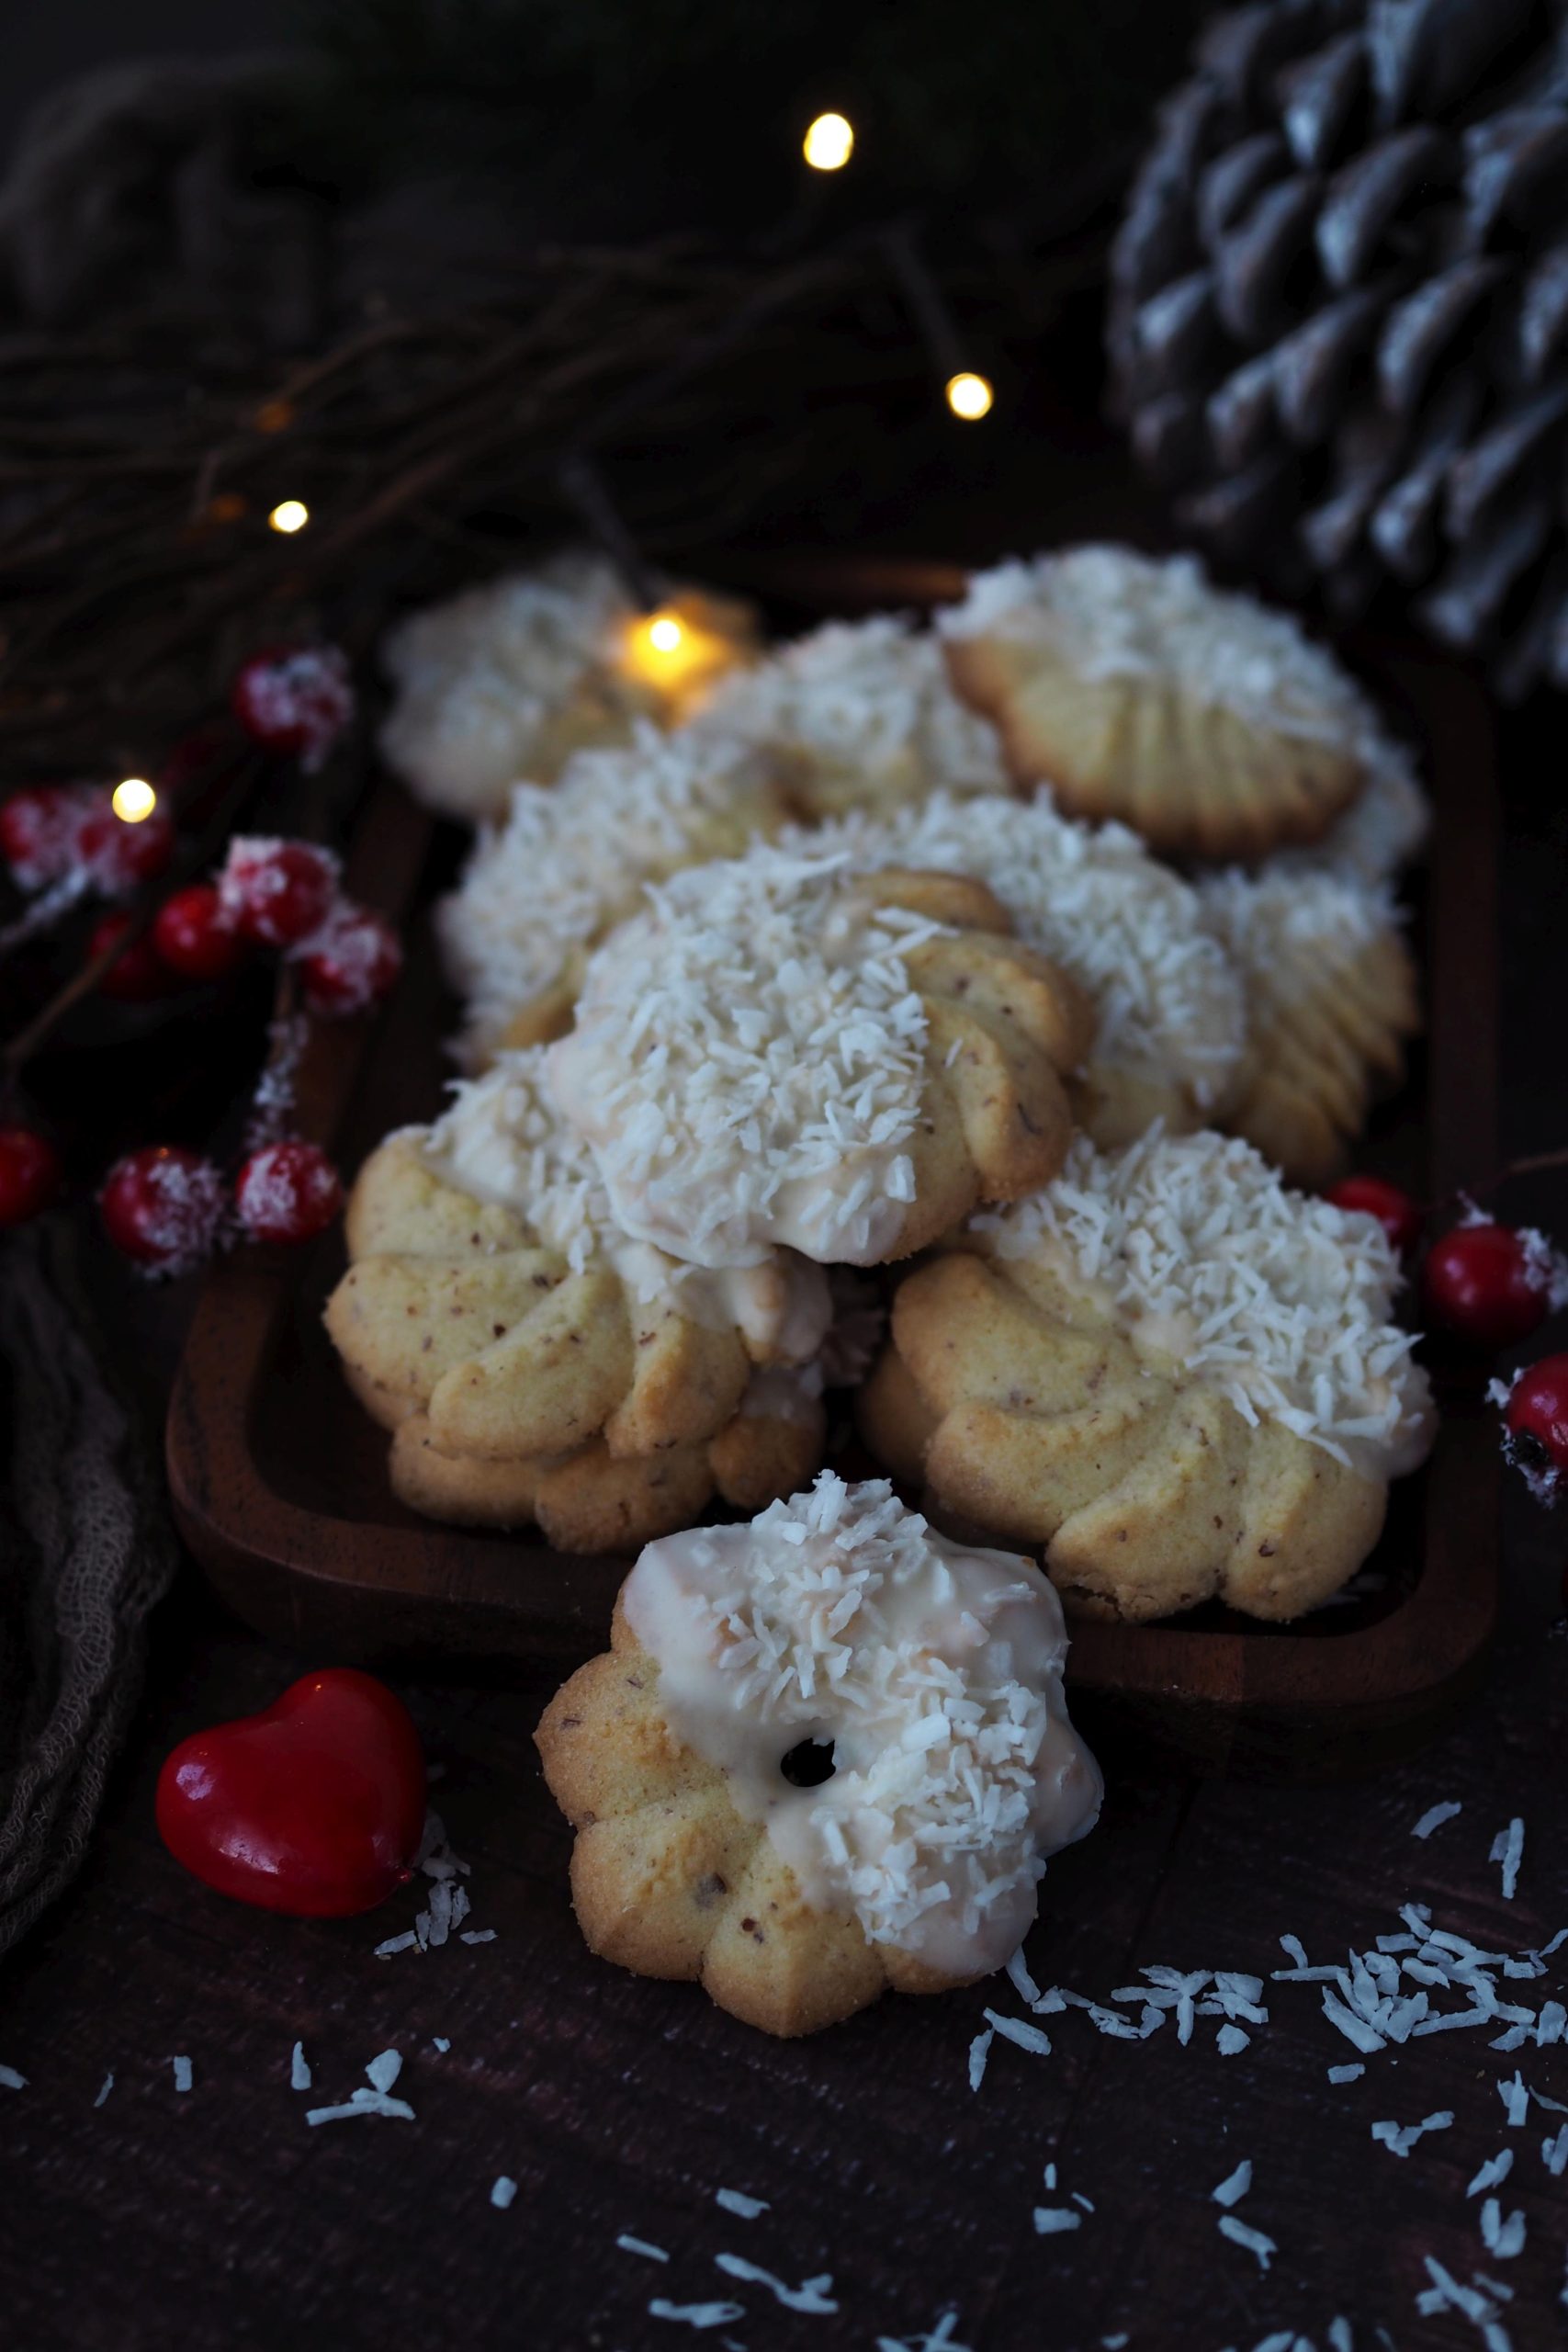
[234,1140,343,1245]
[100,1145,225,1274]
[1422,1221,1568,1348]
[0,1128,62,1225]
[219,838,339,947]
[75,797,175,896]
[231,645,355,771]
[152,884,248,982]
[1326,1174,1424,1254]
[0,785,96,891]
[1499,1353,1568,1503]
[90,911,175,1002]
[294,902,401,1016]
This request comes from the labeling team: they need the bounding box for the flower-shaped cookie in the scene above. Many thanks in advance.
[938,545,1381,862]
[547,844,1095,1271]
[323,1056,832,1550]
[535,1474,1101,2036]
[860,1131,1433,1623]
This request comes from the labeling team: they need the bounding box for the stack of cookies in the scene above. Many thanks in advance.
[329,540,1438,2032]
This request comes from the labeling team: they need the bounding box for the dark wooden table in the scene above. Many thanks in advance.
[3,462,1567,2346]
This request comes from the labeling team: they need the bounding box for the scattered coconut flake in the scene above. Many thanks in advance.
[1469,2152,1514,2196]
[1072,2193,1094,2213]
[982,2009,1053,2058]
[713,2255,837,2314]
[432,2038,451,2053]
[1216,2214,1275,2270]
[649,2301,746,2332]
[365,2051,402,2096]
[0,2064,27,2092]
[1371,2110,1452,2157]
[1032,2209,1081,2236]
[1007,1948,1048,2011]
[305,2088,416,2126]
[1414,1802,1463,1839]
[1416,2256,1514,2347]
[93,2072,113,2108]
[1490,1820,1525,1901]
[459,1929,497,1944]
[1480,2199,1527,2260]
[376,1932,419,1958]
[716,2189,769,2220]
[171,2057,193,2094]
[874,2311,971,2352]
[968,2030,994,2092]
[1216,2025,1250,2055]
[491,2177,518,2211]
[1212,2161,1253,2208]
[617,2236,671,2262]
[1542,2125,1568,2177]
[1328,2064,1365,2085]
[1499,2074,1530,2127]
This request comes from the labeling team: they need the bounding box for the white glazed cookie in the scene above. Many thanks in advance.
[690,613,1010,819]
[535,1472,1101,2036]
[378,550,757,822]
[1198,865,1421,1188]
[436,726,793,1066]
[938,544,1382,862]
[798,789,1249,1147]
[860,1130,1433,1623]
[323,1052,833,1549]
[546,843,1094,1271]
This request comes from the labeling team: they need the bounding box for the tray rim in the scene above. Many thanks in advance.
[166,563,1502,1747]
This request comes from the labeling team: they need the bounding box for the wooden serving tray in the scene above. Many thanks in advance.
[167,560,1501,1778]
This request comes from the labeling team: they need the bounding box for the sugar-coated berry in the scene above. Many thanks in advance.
[231,645,355,771]
[0,1127,62,1225]
[152,884,248,982]
[99,1145,226,1275]
[294,902,401,1016]
[75,798,175,896]
[90,910,176,1002]
[1325,1174,1424,1255]
[0,785,101,891]
[219,838,339,948]
[1422,1220,1567,1348]
[1500,1353,1568,1503]
[234,1140,343,1245]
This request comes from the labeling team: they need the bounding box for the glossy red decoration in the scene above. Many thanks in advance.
[295,901,402,1016]
[0,1127,62,1226]
[231,644,355,770]
[99,1144,226,1274]
[219,837,339,947]
[156,1668,425,1917]
[1422,1221,1565,1349]
[76,797,175,895]
[152,883,248,982]
[234,1139,343,1245]
[1325,1173,1424,1254]
[1501,1352,1568,1500]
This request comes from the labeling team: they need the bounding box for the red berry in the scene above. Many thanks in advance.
[89,911,176,1002]
[0,785,95,890]
[1422,1221,1568,1348]
[99,1145,225,1275]
[0,1127,61,1225]
[218,838,339,947]
[294,902,401,1016]
[75,797,175,896]
[234,1140,343,1245]
[1326,1175,1424,1255]
[1500,1353,1568,1503]
[152,884,248,982]
[231,644,355,770]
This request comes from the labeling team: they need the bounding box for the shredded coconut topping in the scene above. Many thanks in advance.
[547,843,946,1269]
[625,1473,1101,1976]
[693,614,1009,811]
[438,725,784,1063]
[939,544,1379,751]
[1196,860,1404,1030]
[801,789,1247,1113]
[975,1130,1432,1476]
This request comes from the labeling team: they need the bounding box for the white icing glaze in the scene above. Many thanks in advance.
[547,844,942,1270]
[623,1474,1101,1980]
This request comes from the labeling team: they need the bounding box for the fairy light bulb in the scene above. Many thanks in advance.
[648,615,684,653]
[268,499,310,535]
[945,371,994,422]
[111,777,157,823]
[803,113,854,171]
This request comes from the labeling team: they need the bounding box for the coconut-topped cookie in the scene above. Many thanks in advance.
[862,1130,1433,1622]
[378,551,757,823]
[324,1050,833,1549]
[547,843,1093,1271]
[801,789,1248,1146]
[691,613,1010,819]
[437,726,791,1065]
[535,1471,1102,2034]
[1198,863,1420,1187]
[938,544,1381,861]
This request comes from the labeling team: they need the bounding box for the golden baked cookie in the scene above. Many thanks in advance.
[323,1057,831,1549]
[536,1474,1101,2036]
[938,545,1381,863]
[859,1131,1433,1623]
[547,843,1095,1271]
[378,550,759,824]
[1201,867,1421,1188]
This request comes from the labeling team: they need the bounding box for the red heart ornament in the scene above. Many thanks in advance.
[156,1668,426,1917]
